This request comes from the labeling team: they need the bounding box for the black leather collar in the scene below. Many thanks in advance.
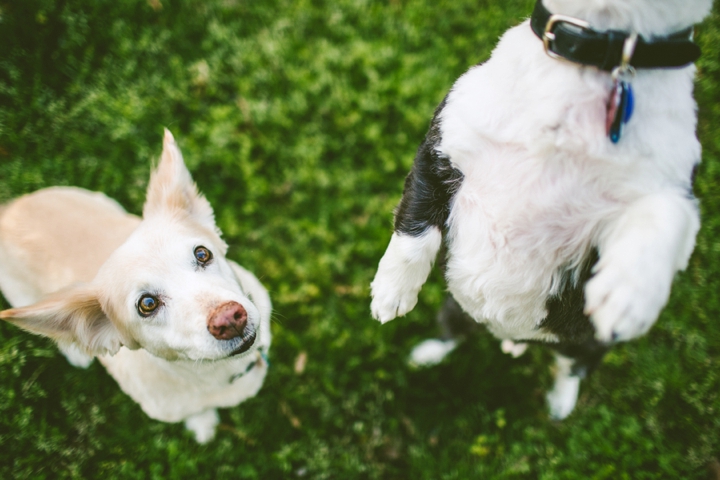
[530,0,701,71]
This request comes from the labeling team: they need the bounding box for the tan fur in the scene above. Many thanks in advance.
[143,134,217,236]
[0,187,140,306]
[0,287,123,355]
[0,130,271,443]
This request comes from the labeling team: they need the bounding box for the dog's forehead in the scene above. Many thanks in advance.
[132,215,222,255]
[95,216,222,287]
[116,225,190,265]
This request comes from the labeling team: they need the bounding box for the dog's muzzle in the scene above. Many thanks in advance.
[229,330,257,357]
[206,300,258,356]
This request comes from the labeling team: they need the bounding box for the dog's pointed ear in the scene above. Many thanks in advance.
[0,287,125,356]
[143,129,216,231]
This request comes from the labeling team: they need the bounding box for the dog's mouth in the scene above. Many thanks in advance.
[229,329,257,357]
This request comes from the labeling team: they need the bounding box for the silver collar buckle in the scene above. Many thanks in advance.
[543,14,591,60]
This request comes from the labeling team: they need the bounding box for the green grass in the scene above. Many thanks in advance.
[1,0,720,478]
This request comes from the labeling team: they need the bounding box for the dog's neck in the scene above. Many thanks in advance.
[531,0,701,72]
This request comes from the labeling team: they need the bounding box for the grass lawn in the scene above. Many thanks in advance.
[1,0,720,478]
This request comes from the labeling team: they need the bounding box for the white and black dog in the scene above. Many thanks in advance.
[371,0,712,419]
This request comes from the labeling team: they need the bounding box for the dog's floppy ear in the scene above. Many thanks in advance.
[143,129,217,232]
[0,286,125,356]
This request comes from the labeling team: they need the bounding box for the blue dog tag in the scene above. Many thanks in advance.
[606,80,634,144]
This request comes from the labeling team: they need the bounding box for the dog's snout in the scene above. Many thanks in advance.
[207,301,248,340]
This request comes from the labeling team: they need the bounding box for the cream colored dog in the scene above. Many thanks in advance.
[0,130,271,443]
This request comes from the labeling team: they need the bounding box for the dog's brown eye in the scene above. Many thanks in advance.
[138,294,160,317]
[194,246,213,265]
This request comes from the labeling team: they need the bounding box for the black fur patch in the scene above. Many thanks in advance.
[540,249,599,345]
[550,337,609,378]
[539,248,609,376]
[690,164,699,199]
[436,295,480,341]
[394,96,464,236]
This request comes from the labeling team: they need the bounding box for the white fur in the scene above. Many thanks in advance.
[500,339,528,358]
[372,0,710,417]
[441,18,702,342]
[59,342,95,369]
[408,339,457,367]
[0,130,271,443]
[371,229,442,323]
[374,0,708,343]
[184,409,220,444]
[546,354,581,420]
[585,193,699,341]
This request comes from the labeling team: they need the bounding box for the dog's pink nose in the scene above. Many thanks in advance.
[207,301,248,340]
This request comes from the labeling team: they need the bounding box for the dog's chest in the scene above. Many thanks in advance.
[100,349,268,422]
[431,23,698,340]
[443,153,615,340]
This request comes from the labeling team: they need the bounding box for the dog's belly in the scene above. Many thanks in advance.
[444,159,615,342]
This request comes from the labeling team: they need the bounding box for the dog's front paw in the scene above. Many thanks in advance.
[584,263,670,343]
[370,230,442,323]
[547,373,580,420]
[184,409,219,444]
[370,281,421,323]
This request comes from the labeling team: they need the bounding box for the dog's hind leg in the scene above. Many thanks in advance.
[546,353,581,420]
[409,295,478,367]
[371,97,463,323]
[541,249,609,418]
[547,340,609,420]
[500,340,528,358]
